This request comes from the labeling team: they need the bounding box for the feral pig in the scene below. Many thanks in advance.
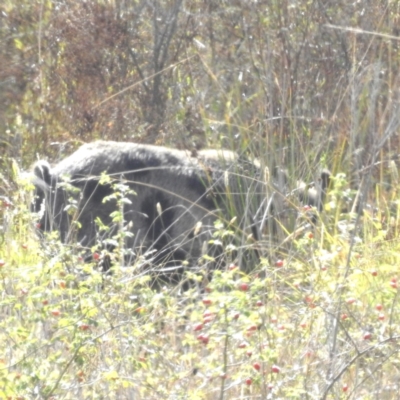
[31,141,329,282]
[32,141,271,282]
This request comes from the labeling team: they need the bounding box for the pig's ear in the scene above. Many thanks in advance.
[33,160,52,186]
[320,169,331,192]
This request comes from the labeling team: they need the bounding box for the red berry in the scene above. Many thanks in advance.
[21,244,28,250]
[202,336,210,344]
[246,350,252,357]
[390,280,398,289]
[245,378,252,385]
[197,334,209,344]
[342,383,348,392]
[253,362,261,371]
[193,323,203,332]
[371,270,378,277]
[305,296,316,308]
[346,297,356,304]
[93,252,100,261]
[378,313,385,321]
[271,365,280,373]
[375,304,383,311]
[42,299,49,305]
[202,298,212,306]
[256,300,263,307]
[203,311,213,323]
[308,232,313,239]
[247,324,258,332]
[78,323,90,331]
[238,342,247,349]
[51,309,61,317]
[304,296,312,303]
[275,259,284,267]
[238,282,249,291]
[363,332,372,340]
[232,312,240,320]
[341,313,348,320]
[270,316,278,323]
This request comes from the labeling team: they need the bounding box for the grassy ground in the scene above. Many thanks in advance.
[1,167,400,400]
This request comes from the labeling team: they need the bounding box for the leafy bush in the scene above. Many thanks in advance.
[2,0,400,398]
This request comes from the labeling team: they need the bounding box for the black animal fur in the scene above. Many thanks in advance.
[31,141,330,280]
[32,143,269,280]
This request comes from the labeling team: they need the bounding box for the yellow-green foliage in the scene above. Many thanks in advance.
[1,172,400,399]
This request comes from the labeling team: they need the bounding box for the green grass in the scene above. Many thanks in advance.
[1,173,400,399]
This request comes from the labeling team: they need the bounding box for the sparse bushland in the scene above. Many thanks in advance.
[1,159,400,399]
[2,0,400,398]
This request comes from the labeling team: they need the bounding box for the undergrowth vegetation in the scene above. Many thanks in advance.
[1,165,400,399]
[2,0,400,399]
